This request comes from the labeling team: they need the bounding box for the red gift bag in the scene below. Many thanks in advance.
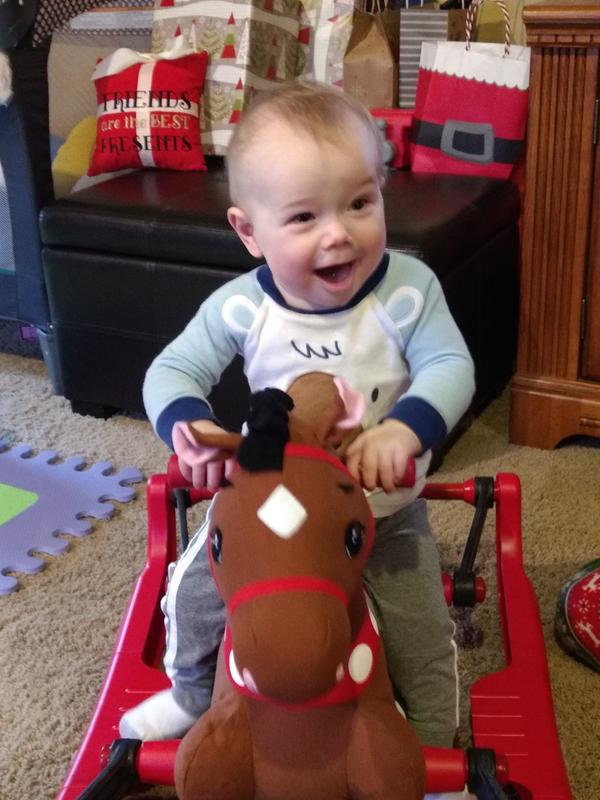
[410,0,530,179]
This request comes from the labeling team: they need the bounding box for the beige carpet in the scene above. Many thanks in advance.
[0,350,599,800]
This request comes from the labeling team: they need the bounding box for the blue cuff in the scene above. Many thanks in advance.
[156,397,217,449]
[385,396,447,453]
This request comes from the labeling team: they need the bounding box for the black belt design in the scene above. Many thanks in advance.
[411,118,523,165]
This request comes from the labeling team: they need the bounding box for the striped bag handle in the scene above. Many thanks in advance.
[403,0,466,6]
[438,0,468,8]
[465,0,512,56]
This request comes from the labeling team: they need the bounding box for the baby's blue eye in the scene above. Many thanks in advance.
[291,212,313,223]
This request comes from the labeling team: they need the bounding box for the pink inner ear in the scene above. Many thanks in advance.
[172,421,223,466]
[333,377,366,430]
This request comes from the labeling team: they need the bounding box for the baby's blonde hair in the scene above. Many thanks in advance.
[226,81,384,206]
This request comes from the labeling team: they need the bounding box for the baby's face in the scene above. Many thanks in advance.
[231,118,386,311]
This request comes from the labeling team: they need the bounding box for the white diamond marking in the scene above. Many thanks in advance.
[257,484,308,539]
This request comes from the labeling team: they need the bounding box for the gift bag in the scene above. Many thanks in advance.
[398,0,467,109]
[297,0,355,87]
[410,0,530,178]
[343,0,400,109]
[152,0,302,155]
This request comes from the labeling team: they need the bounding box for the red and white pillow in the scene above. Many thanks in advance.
[555,559,600,673]
[88,37,208,176]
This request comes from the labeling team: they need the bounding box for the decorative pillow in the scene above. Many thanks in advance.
[555,559,600,673]
[88,36,208,176]
[52,115,97,197]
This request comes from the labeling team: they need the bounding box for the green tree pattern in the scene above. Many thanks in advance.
[206,84,233,123]
[198,20,224,56]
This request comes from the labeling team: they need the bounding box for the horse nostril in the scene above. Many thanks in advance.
[345,521,364,558]
[211,528,223,563]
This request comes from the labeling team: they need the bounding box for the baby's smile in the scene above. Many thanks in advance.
[314,262,354,285]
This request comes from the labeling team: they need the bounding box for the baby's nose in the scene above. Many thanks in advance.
[321,218,351,247]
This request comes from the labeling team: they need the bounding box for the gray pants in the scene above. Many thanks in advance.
[161,497,457,747]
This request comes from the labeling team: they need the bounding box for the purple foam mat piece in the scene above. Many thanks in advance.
[0,440,144,594]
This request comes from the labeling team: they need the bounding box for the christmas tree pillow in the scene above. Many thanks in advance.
[88,37,208,176]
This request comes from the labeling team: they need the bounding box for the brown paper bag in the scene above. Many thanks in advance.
[343,0,400,109]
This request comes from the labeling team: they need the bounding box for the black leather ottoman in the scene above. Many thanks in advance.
[40,157,520,431]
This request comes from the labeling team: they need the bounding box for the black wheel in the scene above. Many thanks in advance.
[503,785,523,800]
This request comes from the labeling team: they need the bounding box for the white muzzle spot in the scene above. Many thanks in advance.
[229,650,244,687]
[348,643,373,684]
[257,484,307,539]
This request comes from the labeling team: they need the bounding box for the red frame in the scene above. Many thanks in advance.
[56,461,572,799]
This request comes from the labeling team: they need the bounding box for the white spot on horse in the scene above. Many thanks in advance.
[348,643,373,684]
[336,664,345,683]
[229,650,244,687]
[257,484,308,539]
[394,700,407,718]
[365,593,380,634]
[243,668,258,693]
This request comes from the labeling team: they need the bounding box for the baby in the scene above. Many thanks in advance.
[120,81,475,749]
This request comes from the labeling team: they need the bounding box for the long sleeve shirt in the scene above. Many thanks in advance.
[144,251,475,515]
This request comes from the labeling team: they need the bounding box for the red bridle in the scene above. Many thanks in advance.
[223,595,380,709]
[219,441,375,612]
[228,575,349,616]
[214,441,378,707]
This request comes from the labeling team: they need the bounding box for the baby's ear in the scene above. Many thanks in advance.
[227,206,263,258]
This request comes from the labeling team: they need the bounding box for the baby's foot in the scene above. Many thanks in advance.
[119,688,198,740]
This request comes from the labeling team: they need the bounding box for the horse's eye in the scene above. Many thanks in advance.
[345,521,364,558]
[211,528,223,564]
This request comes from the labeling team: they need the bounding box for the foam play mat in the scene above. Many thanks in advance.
[0,440,143,594]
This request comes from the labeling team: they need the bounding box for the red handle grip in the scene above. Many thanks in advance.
[400,456,416,487]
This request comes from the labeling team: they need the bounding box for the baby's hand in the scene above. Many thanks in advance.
[172,419,235,490]
[345,419,421,493]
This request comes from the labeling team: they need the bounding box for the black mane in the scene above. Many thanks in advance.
[237,388,294,472]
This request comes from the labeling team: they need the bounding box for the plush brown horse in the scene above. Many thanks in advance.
[172,374,426,800]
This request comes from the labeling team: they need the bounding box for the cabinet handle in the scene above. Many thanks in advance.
[594,98,599,146]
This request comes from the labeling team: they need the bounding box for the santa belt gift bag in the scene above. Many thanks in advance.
[410,0,530,179]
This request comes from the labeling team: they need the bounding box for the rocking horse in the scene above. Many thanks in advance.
[171,373,426,800]
[55,369,574,800]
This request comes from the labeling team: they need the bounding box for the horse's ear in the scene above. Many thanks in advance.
[172,421,243,465]
[332,376,366,430]
[286,373,365,448]
[185,425,243,454]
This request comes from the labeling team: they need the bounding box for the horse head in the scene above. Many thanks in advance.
[174,374,428,800]
[177,373,377,705]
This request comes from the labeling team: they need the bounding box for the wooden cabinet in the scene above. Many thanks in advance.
[509,3,600,448]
